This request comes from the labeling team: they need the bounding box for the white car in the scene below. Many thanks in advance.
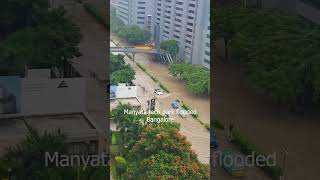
[154,89,163,95]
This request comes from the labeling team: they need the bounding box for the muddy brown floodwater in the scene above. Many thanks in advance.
[110,33,210,125]
[213,59,320,180]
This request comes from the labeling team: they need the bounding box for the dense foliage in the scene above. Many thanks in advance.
[160,40,179,59]
[169,63,210,95]
[214,8,320,109]
[110,53,135,85]
[110,9,151,44]
[111,104,209,179]
[0,129,107,179]
[0,0,82,76]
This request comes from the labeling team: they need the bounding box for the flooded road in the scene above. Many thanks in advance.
[213,59,320,180]
[110,34,210,164]
[110,33,210,125]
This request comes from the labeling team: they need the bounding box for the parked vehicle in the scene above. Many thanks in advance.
[154,89,163,95]
[171,101,179,109]
[210,128,218,148]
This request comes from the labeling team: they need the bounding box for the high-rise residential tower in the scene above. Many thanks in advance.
[115,0,210,68]
[155,0,210,67]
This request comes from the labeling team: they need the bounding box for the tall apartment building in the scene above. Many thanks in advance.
[116,0,157,35]
[115,0,210,68]
[155,0,210,68]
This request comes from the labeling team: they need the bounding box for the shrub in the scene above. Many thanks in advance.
[115,156,127,177]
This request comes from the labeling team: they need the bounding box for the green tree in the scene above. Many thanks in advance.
[214,7,320,109]
[115,156,127,179]
[0,129,108,179]
[111,54,126,72]
[110,12,151,44]
[0,0,49,38]
[168,63,210,95]
[111,64,135,85]
[0,9,82,76]
[160,40,179,60]
[111,104,209,179]
[0,3,82,76]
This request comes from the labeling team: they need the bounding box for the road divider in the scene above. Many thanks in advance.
[136,63,170,93]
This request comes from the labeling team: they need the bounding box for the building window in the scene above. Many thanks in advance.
[205,50,210,56]
[206,42,210,47]
[188,10,195,14]
[138,7,146,9]
[186,28,192,32]
[188,16,194,20]
[175,18,182,22]
[176,2,183,5]
[204,58,210,64]
[138,1,146,4]
[189,3,196,7]
[176,7,183,11]
[187,22,193,26]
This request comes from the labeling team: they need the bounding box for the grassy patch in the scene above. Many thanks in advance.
[232,130,283,180]
[136,63,146,71]
[83,3,109,30]
[159,83,170,93]
[181,102,199,119]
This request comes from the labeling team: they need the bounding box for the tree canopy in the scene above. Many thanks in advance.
[169,63,210,96]
[110,10,151,44]
[160,40,179,59]
[111,104,209,179]
[0,129,107,179]
[214,7,320,109]
[0,1,82,76]
[110,53,135,85]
